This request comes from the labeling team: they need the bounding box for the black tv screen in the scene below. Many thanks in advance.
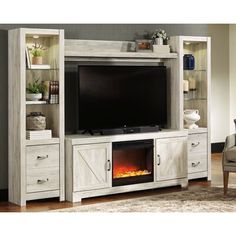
[65,65,167,133]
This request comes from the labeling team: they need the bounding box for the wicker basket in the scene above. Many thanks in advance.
[26,112,46,130]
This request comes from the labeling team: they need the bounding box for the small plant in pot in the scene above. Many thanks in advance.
[151,29,169,45]
[26,78,45,101]
[30,42,46,65]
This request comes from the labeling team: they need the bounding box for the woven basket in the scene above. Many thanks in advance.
[26,113,46,130]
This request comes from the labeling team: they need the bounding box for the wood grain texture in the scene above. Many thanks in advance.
[170,36,211,181]
[73,143,111,192]
[66,131,188,203]
[8,28,65,206]
[155,137,187,181]
[8,28,26,206]
[65,39,177,59]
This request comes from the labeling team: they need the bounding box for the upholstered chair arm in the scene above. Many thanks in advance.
[223,134,236,151]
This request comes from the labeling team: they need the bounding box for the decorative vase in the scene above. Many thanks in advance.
[155,38,163,45]
[183,109,200,129]
[26,93,42,101]
[32,56,43,65]
[26,112,46,130]
[183,54,195,70]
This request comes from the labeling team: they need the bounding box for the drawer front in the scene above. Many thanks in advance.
[188,155,207,174]
[27,167,59,193]
[188,133,207,154]
[26,144,59,169]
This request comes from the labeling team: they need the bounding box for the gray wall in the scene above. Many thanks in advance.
[0,24,227,190]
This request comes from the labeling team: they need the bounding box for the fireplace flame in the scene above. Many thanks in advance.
[113,169,151,179]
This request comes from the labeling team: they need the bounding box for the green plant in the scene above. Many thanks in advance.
[30,42,46,57]
[151,28,169,40]
[26,78,45,94]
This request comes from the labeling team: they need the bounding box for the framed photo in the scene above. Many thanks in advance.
[135,39,153,52]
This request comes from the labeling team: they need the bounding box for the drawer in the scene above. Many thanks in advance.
[188,155,207,174]
[26,167,59,193]
[188,133,207,154]
[26,144,59,169]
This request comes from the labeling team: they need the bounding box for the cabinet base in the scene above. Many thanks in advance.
[67,178,188,203]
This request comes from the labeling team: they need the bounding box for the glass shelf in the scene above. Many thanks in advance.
[26,68,59,71]
[26,101,59,105]
[184,69,206,72]
[184,98,207,101]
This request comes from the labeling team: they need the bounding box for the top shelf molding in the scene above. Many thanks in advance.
[65,39,177,60]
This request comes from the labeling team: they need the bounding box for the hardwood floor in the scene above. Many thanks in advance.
[0,153,233,212]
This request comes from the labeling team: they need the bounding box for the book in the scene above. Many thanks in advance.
[26,130,52,140]
[43,81,59,104]
[30,64,51,69]
[25,46,31,69]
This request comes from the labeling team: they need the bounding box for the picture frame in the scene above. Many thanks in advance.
[135,39,153,52]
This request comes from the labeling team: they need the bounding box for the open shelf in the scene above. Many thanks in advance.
[26,100,47,105]
[26,137,60,146]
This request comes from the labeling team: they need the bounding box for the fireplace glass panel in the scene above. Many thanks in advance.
[112,140,154,186]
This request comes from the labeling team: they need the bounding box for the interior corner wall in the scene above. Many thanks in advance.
[0,30,8,190]
[207,25,230,143]
[229,25,236,134]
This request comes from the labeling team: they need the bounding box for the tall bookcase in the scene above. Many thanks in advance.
[8,28,64,206]
[170,36,211,180]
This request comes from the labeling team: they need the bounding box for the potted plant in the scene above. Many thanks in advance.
[151,29,169,45]
[30,42,46,65]
[26,78,45,101]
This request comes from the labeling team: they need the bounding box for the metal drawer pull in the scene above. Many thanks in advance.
[107,160,111,171]
[192,162,200,167]
[157,154,161,165]
[37,155,49,160]
[191,142,200,147]
[37,178,49,184]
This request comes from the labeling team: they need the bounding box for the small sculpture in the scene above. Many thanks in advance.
[184,109,200,129]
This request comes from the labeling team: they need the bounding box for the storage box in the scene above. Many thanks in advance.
[153,45,170,53]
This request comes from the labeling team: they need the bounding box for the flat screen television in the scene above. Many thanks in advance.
[65,65,167,134]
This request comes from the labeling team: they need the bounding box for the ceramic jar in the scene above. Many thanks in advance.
[183,54,195,70]
[183,109,200,129]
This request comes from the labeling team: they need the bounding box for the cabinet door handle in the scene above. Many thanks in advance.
[192,161,200,167]
[107,160,111,171]
[191,142,200,147]
[37,155,49,160]
[157,154,161,165]
[37,178,49,184]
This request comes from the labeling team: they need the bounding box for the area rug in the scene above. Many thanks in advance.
[53,186,236,212]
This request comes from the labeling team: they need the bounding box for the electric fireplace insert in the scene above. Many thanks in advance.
[112,139,154,187]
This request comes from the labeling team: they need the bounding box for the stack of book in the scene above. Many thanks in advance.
[26,130,52,140]
[43,81,59,104]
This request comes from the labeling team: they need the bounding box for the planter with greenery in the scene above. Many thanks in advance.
[30,42,46,65]
[26,78,45,101]
[151,29,169,45]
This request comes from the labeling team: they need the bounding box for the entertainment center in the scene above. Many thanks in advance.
[8,28,211,205]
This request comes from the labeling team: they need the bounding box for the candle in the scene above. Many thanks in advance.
[183,80,189,93]
[189,77,196,90]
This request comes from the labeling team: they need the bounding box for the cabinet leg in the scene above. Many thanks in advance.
[181,179,188,188]
[223,171,229,195]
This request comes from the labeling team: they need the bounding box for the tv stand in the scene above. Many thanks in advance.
[65,129,188,203]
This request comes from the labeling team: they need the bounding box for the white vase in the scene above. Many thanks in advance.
[183,109,200,129]
[26,93,42,101]
[155,38,163,45]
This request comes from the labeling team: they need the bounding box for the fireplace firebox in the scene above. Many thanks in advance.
[112,140,154,187]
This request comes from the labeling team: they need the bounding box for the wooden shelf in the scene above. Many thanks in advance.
[26,100,47,105]
[65,51,178,59]
[26,137,60,146]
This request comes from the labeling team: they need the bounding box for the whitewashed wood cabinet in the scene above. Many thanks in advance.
[8,28,65,206]
[73,143,112,192]
[65,130,188,202]
[169,36,211,180]
[155,137,187,181]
